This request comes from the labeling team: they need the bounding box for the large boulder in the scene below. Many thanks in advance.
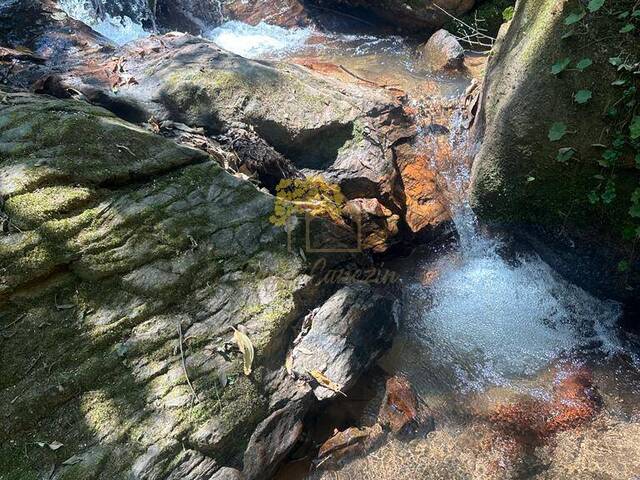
[309,0,476,32]
[0,91,399,479]
[470,0,640,306]
[35,33,415,225]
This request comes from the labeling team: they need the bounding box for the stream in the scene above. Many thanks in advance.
[57,5,640,479]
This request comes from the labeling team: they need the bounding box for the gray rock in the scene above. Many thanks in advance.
[292,284,400,400]
[420,29,465,71]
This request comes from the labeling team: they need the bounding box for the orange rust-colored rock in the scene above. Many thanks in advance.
[378,375,419,434]
[393,145,450,235]
[488,366,602,446]
[316,424,384,468]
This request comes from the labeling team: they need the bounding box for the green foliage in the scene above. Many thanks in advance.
[574,89,593,104]
[576,58,593,71]
[551,58,571,75]
[587,0,605,13]
[502,6,515,22]
[548,0,640,270]
[548,122,568,141]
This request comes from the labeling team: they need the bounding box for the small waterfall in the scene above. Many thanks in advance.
[387,101,624,399]
[58,0,150,45]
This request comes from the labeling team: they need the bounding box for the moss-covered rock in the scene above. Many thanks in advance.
[470,0,640,305]
[0,92,380,480]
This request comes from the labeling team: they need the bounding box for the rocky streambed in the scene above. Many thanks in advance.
[1,1,640,479]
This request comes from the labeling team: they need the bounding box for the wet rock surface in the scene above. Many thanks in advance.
[419,29,465,71]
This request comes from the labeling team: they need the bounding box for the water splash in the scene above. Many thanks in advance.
[205,21,314,59]
[58,0,149,45]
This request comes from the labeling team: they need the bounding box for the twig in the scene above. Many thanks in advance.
[177,320,200,403]
[0,314,25,332]
[433,4,496,42]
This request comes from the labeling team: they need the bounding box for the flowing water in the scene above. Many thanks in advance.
[50,10,640,478]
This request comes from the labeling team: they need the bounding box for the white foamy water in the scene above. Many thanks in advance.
[206,21,314,59]
[58,0,149,45]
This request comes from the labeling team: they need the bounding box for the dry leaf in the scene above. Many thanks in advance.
[309,370,347,397]
[232,327,254,376]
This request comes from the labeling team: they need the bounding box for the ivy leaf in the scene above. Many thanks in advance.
[599,149,620,167]
[551,58,571,75]
[548,122,568,141]
[502,6,515,22]
[574,89,593,104]
[588,190,600,204]
[630,116,640,139]
[618,260,630,273]
[620,23,636,33]
[576,58,593,71]
[564,11,585,25]
[602,182,616,204]
[556,147,576,162]
[587,0,605,12]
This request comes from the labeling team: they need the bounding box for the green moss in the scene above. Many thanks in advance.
[5,186,95,228]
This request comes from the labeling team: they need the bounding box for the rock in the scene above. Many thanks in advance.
[0,91,378,479]
[470,0,640,307]
[316,424,384,467]
[212,467,245,480]
[291,284,400,400]
[308,0,476,32]
[222,0,311,28]
[20,32,417,243]
[156,0,223,34]
[378,376,418,434]
[419,29,465,71]
[343,198,400,253]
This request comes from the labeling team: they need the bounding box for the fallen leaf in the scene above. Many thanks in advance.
[309,370,347,397]
[232,327,254,376]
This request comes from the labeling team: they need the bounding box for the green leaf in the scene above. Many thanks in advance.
[618,260,630,273]
[630,203,640,218]
[632,188,640,204]
[609,56,623,66]
[551,58,572,75]
[502,6,515,22]
[556,147,576,162]
[620,23,636,33]
[635,153,640,168]
[630,116,640,139]
[527,176,536,182]
[593,174,605,180]
[561,30,576,39]
[548,122,568,141]
[602,182,616,204]
[588,190,600,204]
[599,149,620,167]
[588,0,605,12]
[618,11,630,19]
[564,11,585,25]
[612,79,627,86]
[575,58,593,71]
[632,10,640,18]
[574,89,593,104]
